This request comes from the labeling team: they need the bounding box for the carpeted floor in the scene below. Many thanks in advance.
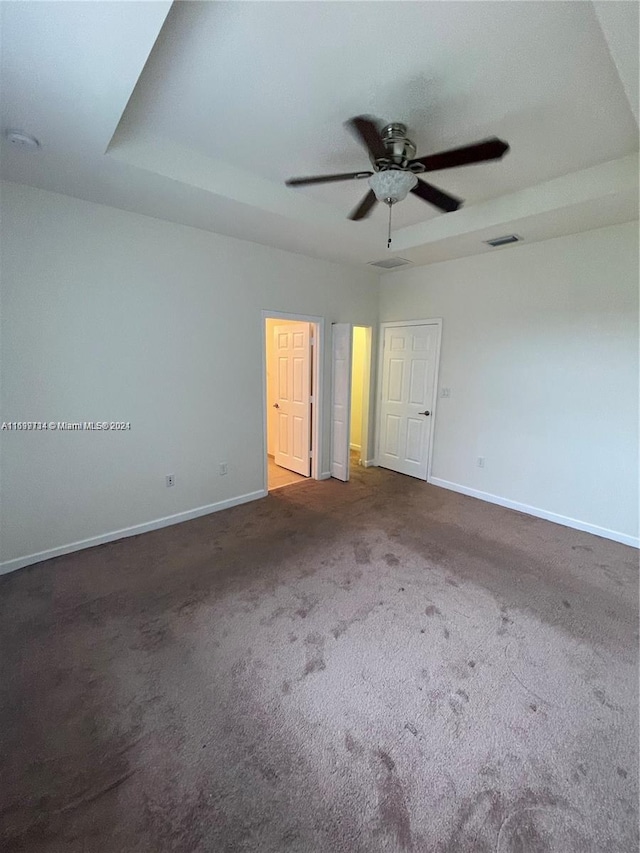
[1,462,638,852]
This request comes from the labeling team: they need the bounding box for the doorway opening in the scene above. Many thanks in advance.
[330,324,373,482]
[350,326,373,468]
[263,313,322,492]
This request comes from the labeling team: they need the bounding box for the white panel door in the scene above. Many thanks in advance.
[330,323,353,482]
[274,323,311,476]
[378,324,439,479]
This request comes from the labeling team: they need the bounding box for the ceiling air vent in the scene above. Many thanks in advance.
[485,234,521,247]
[368,257,412,269]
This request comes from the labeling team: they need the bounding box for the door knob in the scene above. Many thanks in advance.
[273,403,280,409]
[418,410,430,416]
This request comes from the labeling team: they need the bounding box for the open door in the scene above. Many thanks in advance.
[330,323,352,481]
[273,323,311,477]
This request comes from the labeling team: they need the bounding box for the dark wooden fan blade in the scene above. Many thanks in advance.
[345,116,387,160]
[286,171,372,186]
[411,179,462,213]
[411,137,510,172]
[348,189,377,221]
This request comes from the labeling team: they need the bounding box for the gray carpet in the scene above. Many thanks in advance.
[1,462,638,852]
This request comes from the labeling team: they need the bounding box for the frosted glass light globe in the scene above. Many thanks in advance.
[368,169,417,203]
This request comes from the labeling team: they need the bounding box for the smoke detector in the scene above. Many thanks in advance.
[5,130,40,150]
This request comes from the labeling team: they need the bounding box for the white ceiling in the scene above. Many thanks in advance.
[1,1,638,270]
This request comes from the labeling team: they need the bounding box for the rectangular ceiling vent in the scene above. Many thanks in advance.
[485,234,521,248]
[368,257,412,269]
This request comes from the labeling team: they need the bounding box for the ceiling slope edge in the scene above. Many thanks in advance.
[107,136,352,227]
[391,154,639,254]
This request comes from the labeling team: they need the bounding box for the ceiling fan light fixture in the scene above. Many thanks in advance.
[285,116,509,230]
[369,169,417,203]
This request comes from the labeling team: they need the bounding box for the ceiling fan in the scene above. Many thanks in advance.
[285,116,510,227]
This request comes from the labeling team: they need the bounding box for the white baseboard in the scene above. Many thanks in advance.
[0,489,268,576]
[362,459,377,468]
[429,477,639,549]
[319,471,331,480]
[349,443,361,452]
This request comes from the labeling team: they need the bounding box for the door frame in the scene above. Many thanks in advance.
[261,310,324,492]
[375,318,443,482]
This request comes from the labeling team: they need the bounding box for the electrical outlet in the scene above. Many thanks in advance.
[477,457,485,468]
[166,474,175,487]
[440,387,451,398]
[219,463,228,476]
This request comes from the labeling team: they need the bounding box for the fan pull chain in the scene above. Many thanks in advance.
[387,203,392,249]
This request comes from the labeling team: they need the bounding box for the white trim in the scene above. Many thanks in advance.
[262,311,324,491]
[362,459,377,468]
[0,489,268,576]
[319,471,331,480]
[429,478,639,549]
[350,443,361,452]
[376,318,443,482]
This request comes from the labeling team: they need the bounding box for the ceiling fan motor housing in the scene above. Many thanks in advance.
[376,123,420,170]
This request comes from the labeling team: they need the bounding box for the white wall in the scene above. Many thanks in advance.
[379,222,639,546]
[3,183,636,569]
[0,182,378,570]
